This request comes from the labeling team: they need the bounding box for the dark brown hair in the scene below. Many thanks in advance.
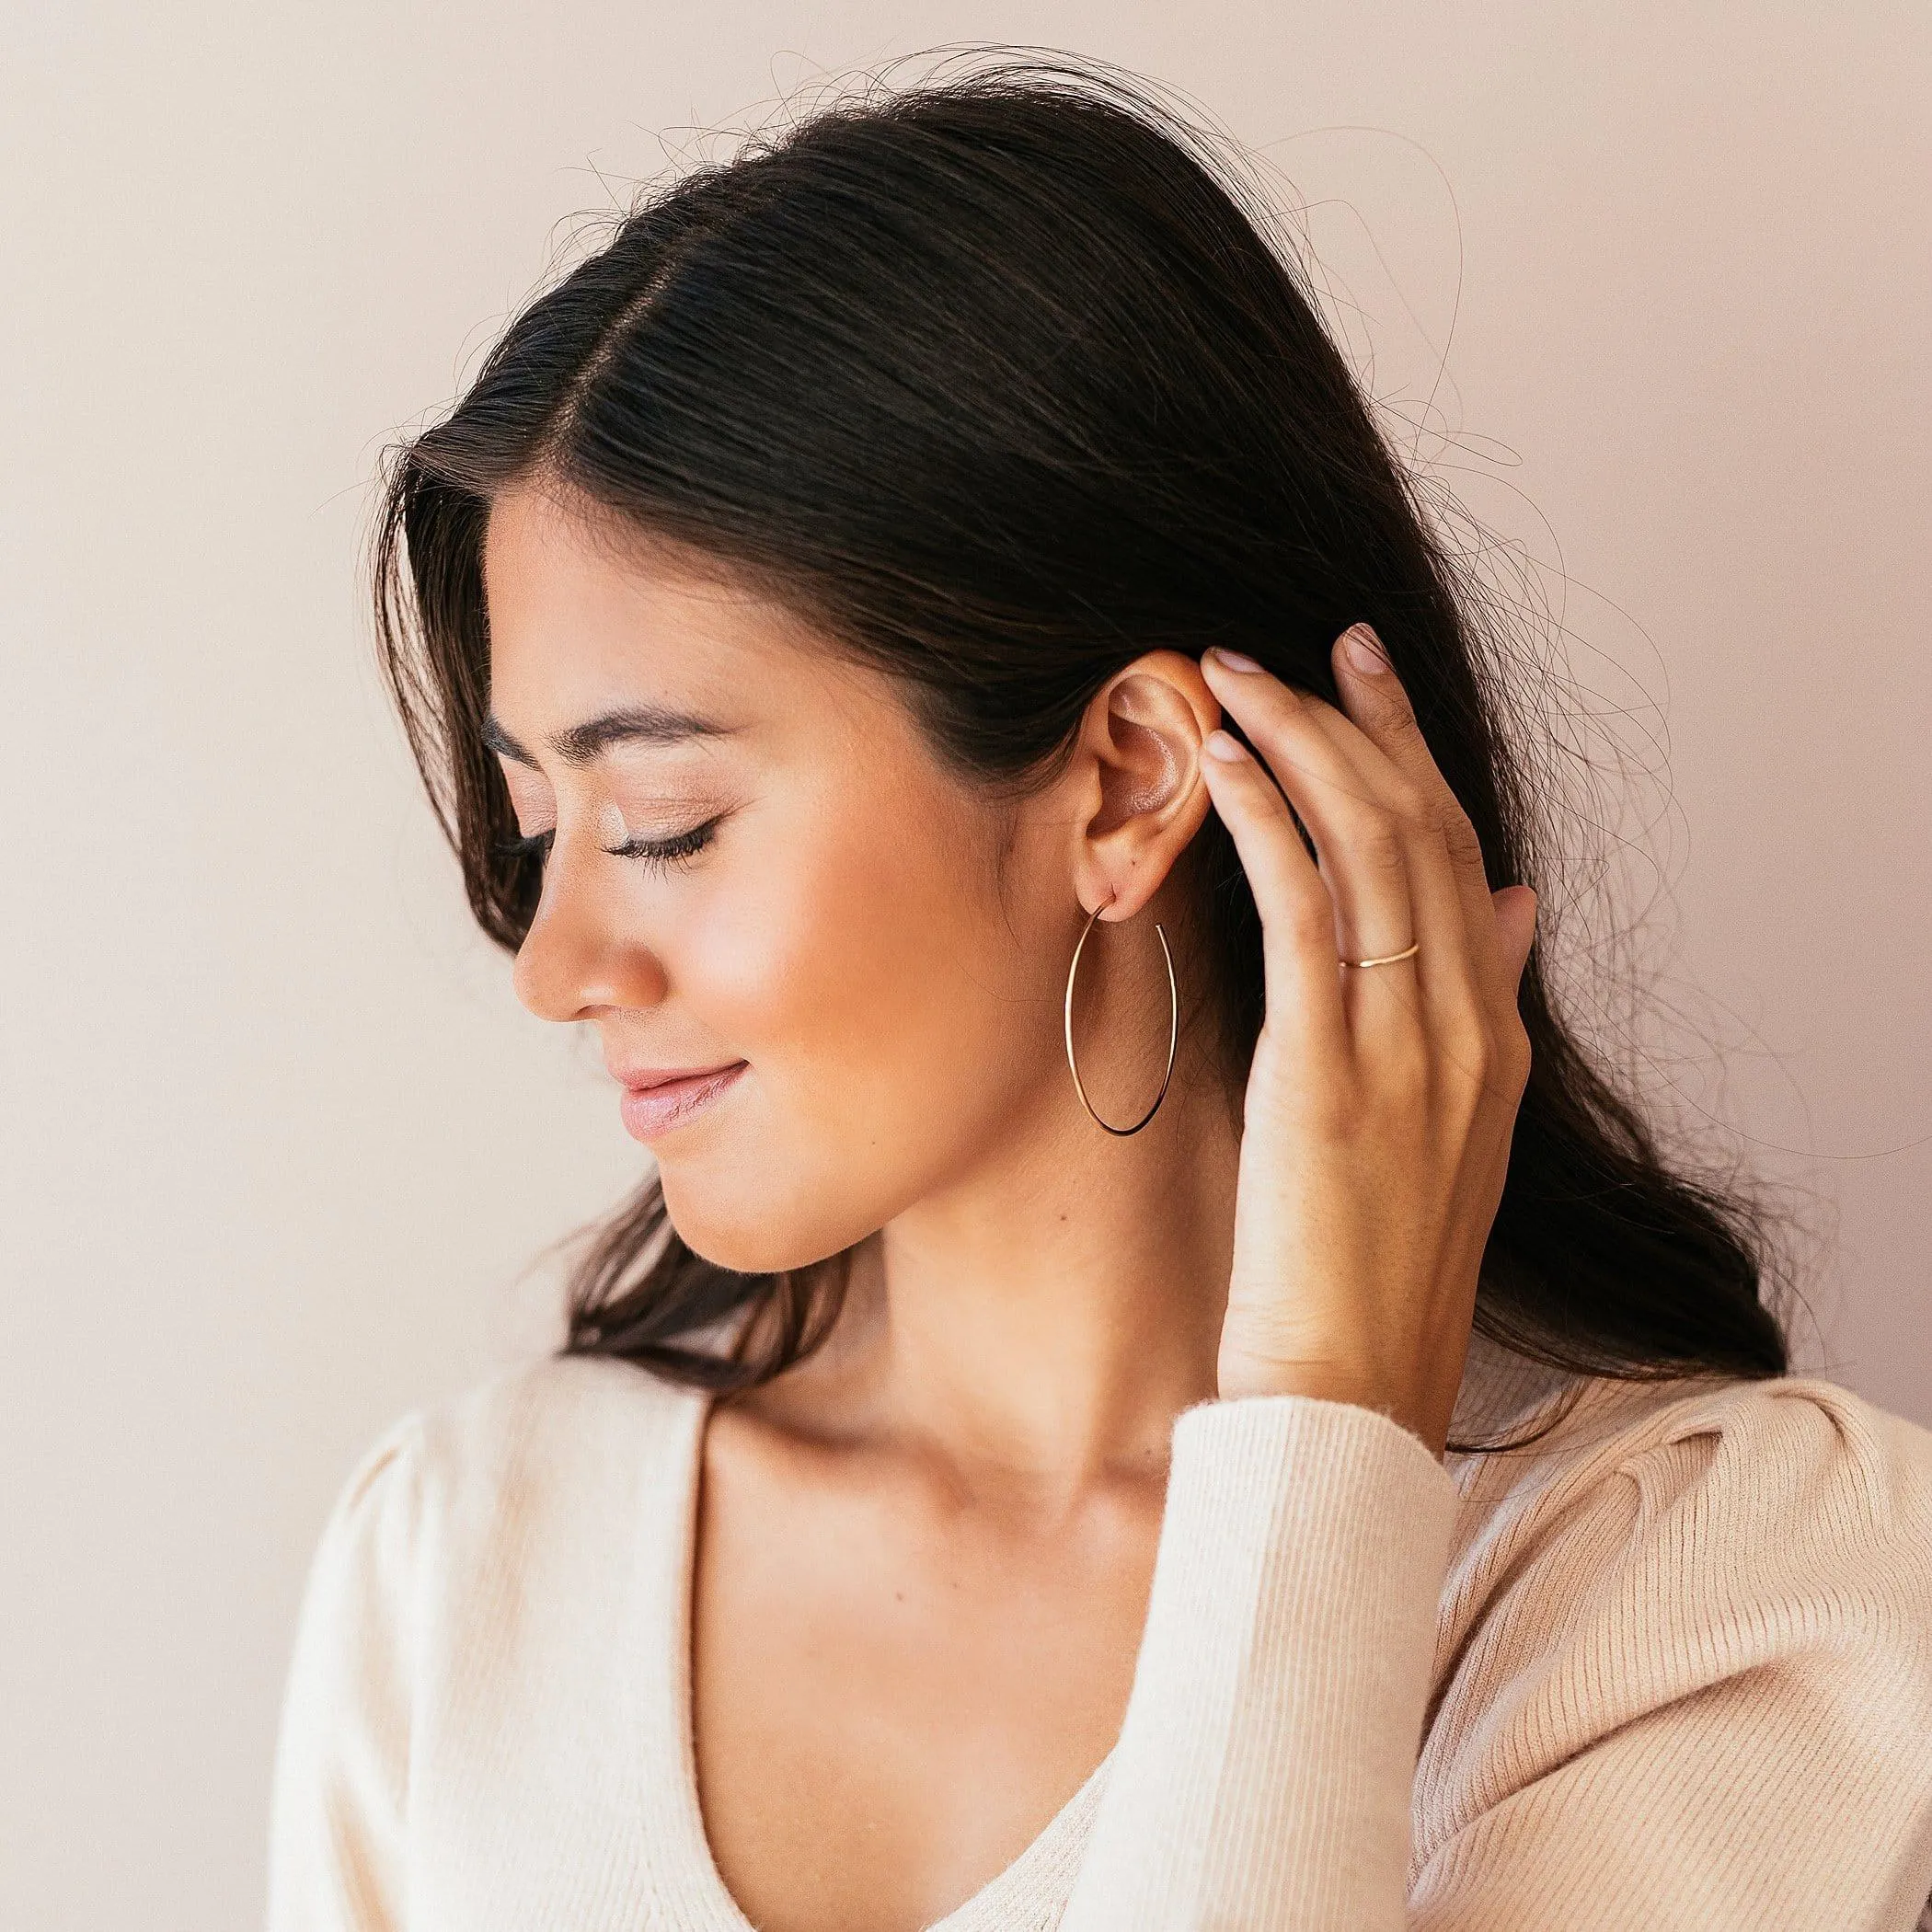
[370,52,1792,1453]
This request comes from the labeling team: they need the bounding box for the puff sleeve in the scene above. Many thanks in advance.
[1408,1383,1932,1929]
[266,1414,429,1932]
[1060,1381,1932,1930]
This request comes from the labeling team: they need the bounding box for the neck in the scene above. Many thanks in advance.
[764,1042,1243,1503]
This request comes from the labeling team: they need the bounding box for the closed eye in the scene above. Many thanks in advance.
[495,816,721,876]
[612,818,719,872]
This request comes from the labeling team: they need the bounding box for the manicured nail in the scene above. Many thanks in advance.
[1341,625,1389,675]
[1207,647,1265,673]
[1205,730,1248,761]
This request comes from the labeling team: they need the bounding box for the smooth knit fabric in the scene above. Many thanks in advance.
[266,1332,1932,1930]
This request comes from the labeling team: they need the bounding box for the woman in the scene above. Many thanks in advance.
[267,55,1932,1932]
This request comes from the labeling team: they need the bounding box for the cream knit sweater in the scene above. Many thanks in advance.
[266,1334,1932,1930]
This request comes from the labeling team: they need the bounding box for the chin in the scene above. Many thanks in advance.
[658,1164,869,1278]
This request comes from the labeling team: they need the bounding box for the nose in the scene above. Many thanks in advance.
[509,837,669,1023]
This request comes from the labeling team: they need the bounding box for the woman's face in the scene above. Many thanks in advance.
[482,481,1191,1275]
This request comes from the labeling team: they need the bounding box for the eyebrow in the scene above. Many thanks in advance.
[481,702,737,771]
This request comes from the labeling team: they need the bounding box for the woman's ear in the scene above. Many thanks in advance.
[1068,650,1220,920]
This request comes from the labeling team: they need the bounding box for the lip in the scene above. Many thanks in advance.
[616,1061,748,1142]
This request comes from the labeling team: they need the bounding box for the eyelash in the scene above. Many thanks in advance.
[495,817,720,875]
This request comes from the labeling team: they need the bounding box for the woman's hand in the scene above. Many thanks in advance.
[1196,627,1540,1460]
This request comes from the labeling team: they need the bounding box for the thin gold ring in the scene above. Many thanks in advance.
[1340,939,1420,970]
[1064,901,1179,1136]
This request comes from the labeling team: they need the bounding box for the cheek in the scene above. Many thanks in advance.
[709,799,1002,1106]
[658,784,1056,1266]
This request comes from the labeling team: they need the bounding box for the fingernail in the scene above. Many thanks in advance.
[1206,647,1265,673]
[1341,625,1389,675]
[1204,729,1248,762]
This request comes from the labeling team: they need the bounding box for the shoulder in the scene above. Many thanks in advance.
[1432,1368,1932,1768]
[272,1354,703,1917]
[1631,1371,1932,1534]
[305,1351,705,1609]
[1454,1368,1932,1578]
[409,1348,703,1502]
[1414,1374,1932,1919]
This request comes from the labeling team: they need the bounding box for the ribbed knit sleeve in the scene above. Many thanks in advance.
[1060,1380,1932,1932]
[1060,1394,1462,1929]
[1409,1381,1932,1930]
[266,1414,428,1932]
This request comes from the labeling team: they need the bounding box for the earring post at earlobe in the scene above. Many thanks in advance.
[1064,898,1179,1136]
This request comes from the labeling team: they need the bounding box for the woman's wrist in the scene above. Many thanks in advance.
[1214,1348,1446,1460]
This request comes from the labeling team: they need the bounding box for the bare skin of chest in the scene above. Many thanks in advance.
[690,1402,1167,1932]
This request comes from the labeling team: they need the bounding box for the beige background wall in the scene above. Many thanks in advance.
[4,3,1926,1923]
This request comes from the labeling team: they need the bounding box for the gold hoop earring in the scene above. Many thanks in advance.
[1064,897,1179,1136]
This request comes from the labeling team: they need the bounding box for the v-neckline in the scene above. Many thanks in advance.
[648,1386,1117,1932]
